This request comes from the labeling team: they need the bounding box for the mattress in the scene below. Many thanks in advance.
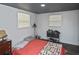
[12,39,65,55]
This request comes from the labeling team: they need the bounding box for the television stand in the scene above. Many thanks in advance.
[49,37,60,43]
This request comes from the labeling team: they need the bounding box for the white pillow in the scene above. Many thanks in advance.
[15,41,29,49]
[24,38,34,41]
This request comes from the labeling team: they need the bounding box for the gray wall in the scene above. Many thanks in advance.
[36,10,79,45]
[0,4,36,47]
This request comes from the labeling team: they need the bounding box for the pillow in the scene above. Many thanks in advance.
[15,41,29,49]
[24,36,34,41]
[39,42,63,55]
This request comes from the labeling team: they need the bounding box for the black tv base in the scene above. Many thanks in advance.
[49,38,60,43]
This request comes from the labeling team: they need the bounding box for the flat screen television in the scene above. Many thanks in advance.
[47,29,60,38]
[47,29,53,37]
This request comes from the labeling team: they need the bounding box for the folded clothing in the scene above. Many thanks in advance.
[14,41,29,49]
[39,42,65,55]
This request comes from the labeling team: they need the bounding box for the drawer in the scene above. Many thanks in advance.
[0,48,3,55]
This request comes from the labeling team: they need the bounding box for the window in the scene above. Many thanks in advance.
[18,12,30,28]
[48,15,62,26]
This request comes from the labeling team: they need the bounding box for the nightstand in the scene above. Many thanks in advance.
[0,40,12,55]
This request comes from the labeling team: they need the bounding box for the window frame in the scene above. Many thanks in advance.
[18,12,31,28]
[48,15,62,27]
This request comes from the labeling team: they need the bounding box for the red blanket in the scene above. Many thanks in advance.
[13,39,48,55]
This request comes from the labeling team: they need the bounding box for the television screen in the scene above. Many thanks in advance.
[47,30,60,38]
[47,29,53,37]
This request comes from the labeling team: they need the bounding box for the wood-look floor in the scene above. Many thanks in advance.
[62,43,79,55]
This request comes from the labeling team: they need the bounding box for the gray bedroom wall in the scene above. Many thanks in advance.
[78,11,79,45]
[36,10,79,45]
[0,4,36,47]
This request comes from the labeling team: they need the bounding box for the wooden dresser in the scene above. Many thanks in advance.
[0,40,12,55]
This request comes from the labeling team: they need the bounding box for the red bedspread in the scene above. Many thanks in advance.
[13,39,48,55]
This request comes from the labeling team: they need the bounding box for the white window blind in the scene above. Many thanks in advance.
[49,15,62,26]
[18,12,30,28]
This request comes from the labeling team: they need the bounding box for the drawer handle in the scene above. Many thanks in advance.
[9,49,11,51]
[9,46,11,48]
[8,43,11,44]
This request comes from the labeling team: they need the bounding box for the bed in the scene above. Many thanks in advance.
[12,39,65,55]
